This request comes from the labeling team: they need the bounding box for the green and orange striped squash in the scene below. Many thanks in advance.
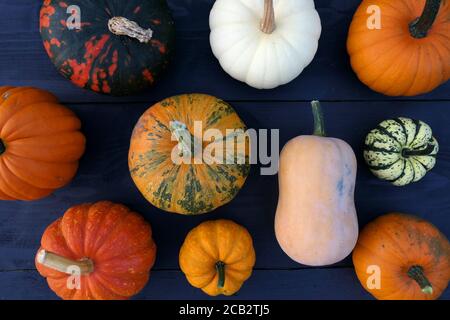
[129,94,250,215]
[40,0,175,96]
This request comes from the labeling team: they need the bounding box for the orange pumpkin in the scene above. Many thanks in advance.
[129,94,250,215]
[347,0,449,96]
[353,213,450,300]
[179,220,256,296]
[0,86,85,200]
[35,201,157,300]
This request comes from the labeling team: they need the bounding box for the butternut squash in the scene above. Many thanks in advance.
[275,101,359,266]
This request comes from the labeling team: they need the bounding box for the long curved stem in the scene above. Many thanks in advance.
[409,0,442,39]
[36,249,94,275]
[311,101,326,137]
[408,265,433,294]
[260,0,276,34]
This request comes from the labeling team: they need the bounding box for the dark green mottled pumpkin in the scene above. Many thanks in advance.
[129,94,250,215]
[364,117,439,186]
[40,0,175,96]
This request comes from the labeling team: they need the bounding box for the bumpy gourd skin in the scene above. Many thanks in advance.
[353,213,450,300]
[40,0,175,95]
[36,201,157,300]
[0,86,85,200]
[179,220,256,296]
[364,118,439,186]
[129,94,250,215]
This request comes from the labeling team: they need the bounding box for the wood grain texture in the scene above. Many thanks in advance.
[0,0,448,300]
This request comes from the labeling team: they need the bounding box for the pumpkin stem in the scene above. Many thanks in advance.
[108,17,153,43]
[0,139,5,155]
[311,100,326,137]
[409,0,442,39]
[261,0,276,34]
[402,143,436,157]
[408,265,433,295]
[36,249,94,275]
[170,121,201,159]
[216,261,226,288]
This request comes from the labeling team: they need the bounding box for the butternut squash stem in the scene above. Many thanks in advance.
[108,16,153,43]
[261,0,276,34]
[36,249,94,275]
[0,139,5,155]
[402,144,435,157]
[407,265,433,295]
[311,100,326,137]
[409,0,442,39]
[216,261,226,288]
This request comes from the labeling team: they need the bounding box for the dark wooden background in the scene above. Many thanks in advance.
[0,0,448,300]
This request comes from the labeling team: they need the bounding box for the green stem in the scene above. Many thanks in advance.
[409,0,442,39]
[402,143,435,157]
[311,100,326,137]
[0,139,5,155]
[407,265,433,295]
[216,261,225,288]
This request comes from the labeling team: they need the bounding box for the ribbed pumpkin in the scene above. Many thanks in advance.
[364,117,439,186]
[179,220,256,296]
[353,213,450,300]
[347,0,450,96]
[0,86,85,201]
[129,94,250,215]
[40,0,175,95]
[35,201,157,300]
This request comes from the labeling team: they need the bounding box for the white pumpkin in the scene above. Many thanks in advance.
[209,0,322,89]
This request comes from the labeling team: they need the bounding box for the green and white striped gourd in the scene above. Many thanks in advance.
[364,118,439,186]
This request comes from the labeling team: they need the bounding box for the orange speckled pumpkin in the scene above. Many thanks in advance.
[353,213,450,300]
[0,86,85,201]
[35,201,157,300]
[179,220,256,296]
[347,0,449,96]
[129,94,250,215]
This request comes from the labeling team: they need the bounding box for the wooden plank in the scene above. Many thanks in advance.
[0,100,449,272]
[0,0,448,103]
[0,268,374,300]
[1,268,448,300]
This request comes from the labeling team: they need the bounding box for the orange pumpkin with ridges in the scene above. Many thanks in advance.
[353,213,450,300]
[35,201,157,300]
[347,0,449,96]
[0,86,85,200]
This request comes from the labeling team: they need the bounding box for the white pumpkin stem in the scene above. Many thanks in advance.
[36,249,94,275]
[261,0,276,34]
[311,101,327,137]
[170,121,201,158]
[108,17,153,43]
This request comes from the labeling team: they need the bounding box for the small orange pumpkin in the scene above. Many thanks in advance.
[347,0,449,96]
[35,201,157,300]
[179,220,256,296]
[353,213,450,300]
[0,86,86,200]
